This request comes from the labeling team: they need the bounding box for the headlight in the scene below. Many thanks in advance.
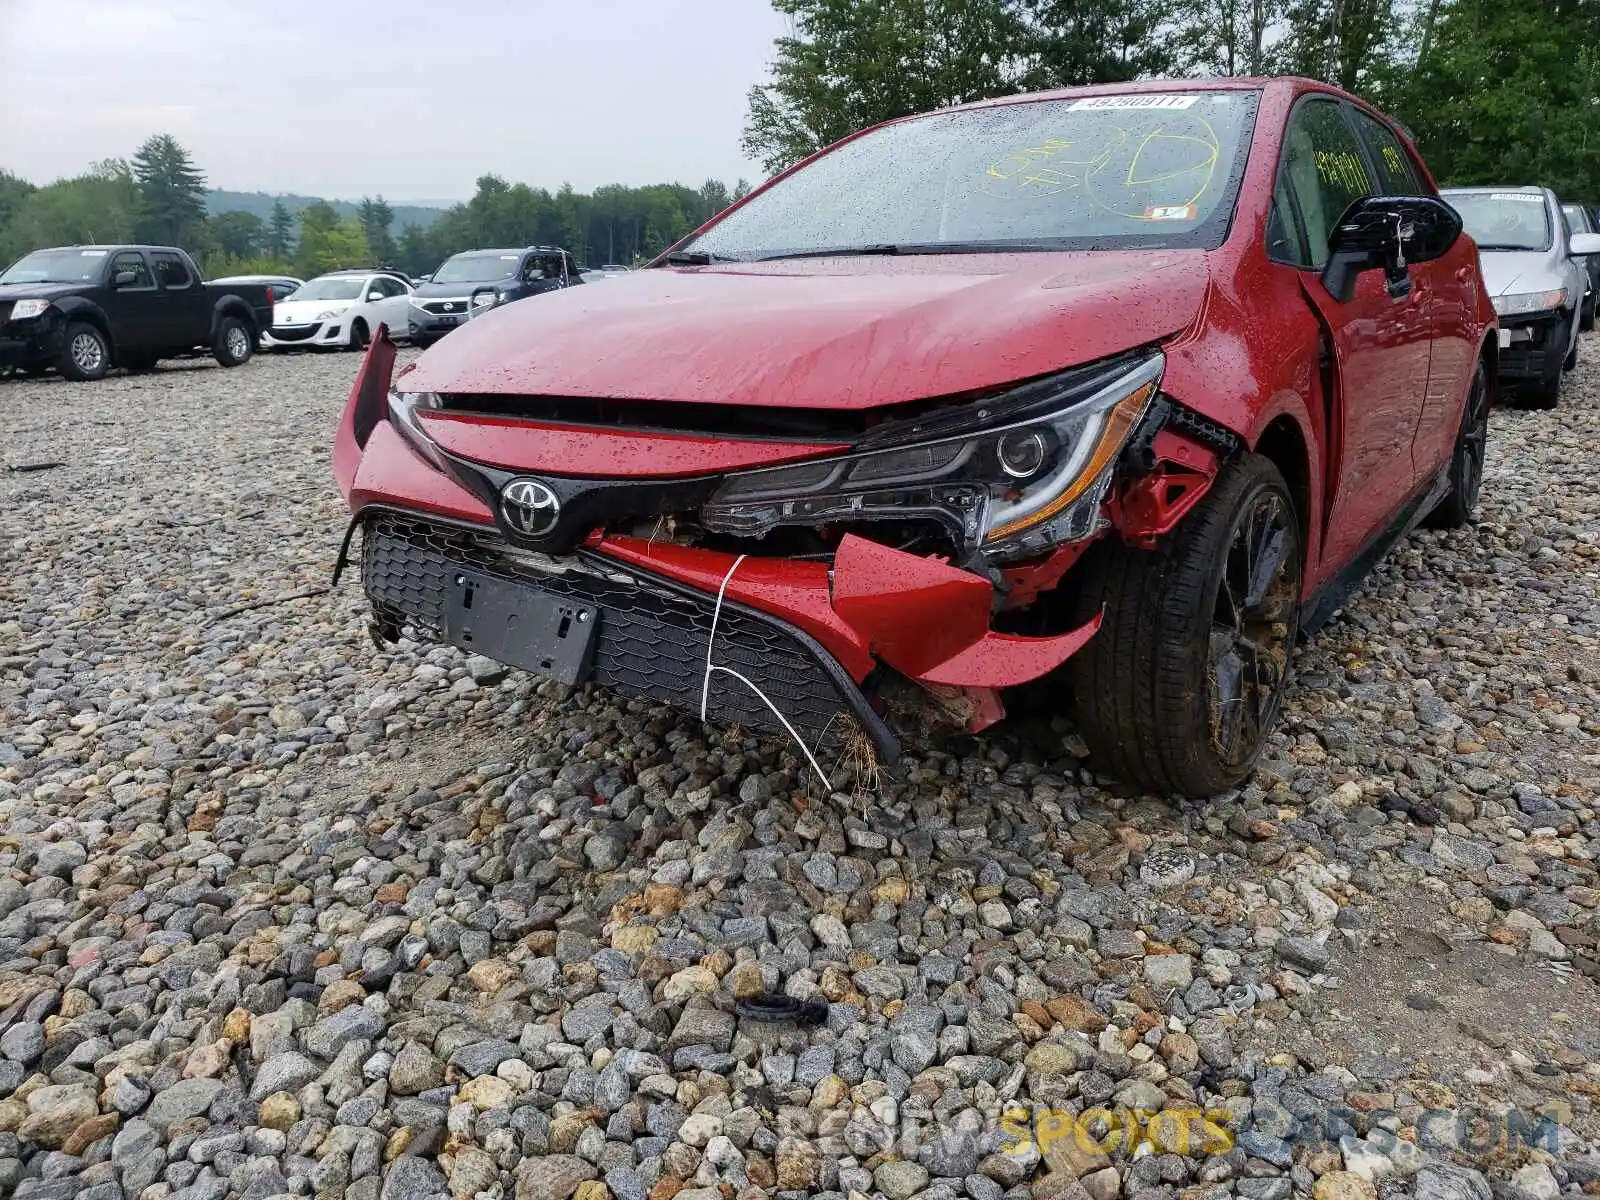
[471,291,500,308]
[10,299,50,320]
[388,390,446,469]
[700,354,1162,560]
[1493,289,1567,317]
[314,309,342,321]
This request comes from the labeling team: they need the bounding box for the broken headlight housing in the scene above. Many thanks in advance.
[701,353,1162,561]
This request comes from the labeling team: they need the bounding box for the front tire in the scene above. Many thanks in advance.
[58,322,111,382]
[1581,293,1596,333]
[1065,454,1303,797]
[349,319,370,350]
[1424,362,1488,530]
[214,317,253,367]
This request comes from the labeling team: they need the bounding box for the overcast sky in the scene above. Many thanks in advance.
[0,0,787,202]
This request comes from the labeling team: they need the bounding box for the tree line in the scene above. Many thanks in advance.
[742,0,1600,202]
[0,134,752,281]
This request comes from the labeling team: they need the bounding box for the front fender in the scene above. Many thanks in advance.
[52,295,115,349]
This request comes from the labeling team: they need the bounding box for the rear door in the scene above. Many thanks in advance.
[102,250,158,349]
[1273,96,1433,574]
[1347,105,1475,479]
[149,250,210,349]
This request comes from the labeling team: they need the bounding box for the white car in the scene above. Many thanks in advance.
[261,270,413,350]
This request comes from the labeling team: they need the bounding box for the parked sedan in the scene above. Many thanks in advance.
[263,270,413,350]
[1442,187,1600,407]
[336,78,1496,797]
[1562,202,1600,331]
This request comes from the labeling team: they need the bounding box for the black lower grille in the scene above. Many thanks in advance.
[268,324,320,342]
[358,509,896,761]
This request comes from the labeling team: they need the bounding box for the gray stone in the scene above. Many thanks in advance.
[147,1079,225,1130]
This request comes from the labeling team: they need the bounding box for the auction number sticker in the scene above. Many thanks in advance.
[1145,204,1198,221]
[1068,94,1199,112]
[81,249,109,256]
[1489,192,1542,202]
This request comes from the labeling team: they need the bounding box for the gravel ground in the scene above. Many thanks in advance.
[3,341,1600,1200]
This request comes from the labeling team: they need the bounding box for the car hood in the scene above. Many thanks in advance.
[274,298,354,322]
[402,252,1213,409]
[0,282,84,303]
[1476,250,1563,298]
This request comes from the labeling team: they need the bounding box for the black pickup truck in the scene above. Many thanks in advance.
[0,245,274,381]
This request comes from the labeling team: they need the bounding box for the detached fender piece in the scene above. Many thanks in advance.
[334,327,399,503]
[830,534,1100,689]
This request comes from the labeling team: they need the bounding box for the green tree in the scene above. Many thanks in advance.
[1270,0,1396,91]
[294,201,370,275]
[1168,0,1280,75]
[267,199,295,260]
[1021,0,1176,87]
[212,210,265,259]
[358,195,396,264]
[131,133,208,247]
[742,0,1024,175]
[397,224,438,276]
[1381,0,1600,197]
[0,161,141,263]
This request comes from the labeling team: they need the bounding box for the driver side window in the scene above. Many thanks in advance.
[1277,100,1374,271]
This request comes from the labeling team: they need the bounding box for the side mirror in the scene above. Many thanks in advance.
[113,270,138,287]
[1570,232,1600,257]
[367,291,384,302]
[1322,194,1463,303]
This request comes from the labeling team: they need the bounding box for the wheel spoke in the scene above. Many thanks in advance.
[1209,630,1247,759]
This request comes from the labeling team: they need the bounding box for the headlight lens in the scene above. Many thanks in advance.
[471,291,500,308]
[10,299,50,320]
[1493,289,1566,316]
[388,390,446,469]
[701,354,1162,560]
[315,309,341,321]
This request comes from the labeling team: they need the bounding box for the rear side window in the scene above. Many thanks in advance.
[1279,99,1373,270]
[150,251,192,289]
[110,251,154,289]
[1349,109,1425,196]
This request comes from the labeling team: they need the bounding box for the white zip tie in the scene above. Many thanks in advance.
[701,554,831,791]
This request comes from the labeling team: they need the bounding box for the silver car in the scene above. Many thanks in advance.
[1442,186,1600,407]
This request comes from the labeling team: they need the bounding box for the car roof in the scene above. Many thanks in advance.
[448,246,569,256]
[37,244,188,255]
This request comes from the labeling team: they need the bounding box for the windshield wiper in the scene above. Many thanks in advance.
[657,249,742,266]
[1473,243,1536,252]
[757,244,907,262]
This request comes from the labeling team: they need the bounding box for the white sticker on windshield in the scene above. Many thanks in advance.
[499,255,519,259]
[1488,192,1542,202]
[81,249,109,257]
[1068,94,1199,111]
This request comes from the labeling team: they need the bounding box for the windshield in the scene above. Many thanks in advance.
[432,253,521,284]
[1444,191,1551,252]
[684,91,1259,260]
[292,277,366,301]
[0,248,112,284]
[1562,204,1591,235]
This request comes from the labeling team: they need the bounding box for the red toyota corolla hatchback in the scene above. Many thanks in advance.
[334,78,1496,797]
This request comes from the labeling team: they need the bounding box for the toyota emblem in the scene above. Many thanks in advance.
[501,478,561,538]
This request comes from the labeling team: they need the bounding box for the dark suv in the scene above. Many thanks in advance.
[406,247,582,344]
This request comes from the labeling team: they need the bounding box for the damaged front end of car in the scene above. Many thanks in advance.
[333,328,1234,779]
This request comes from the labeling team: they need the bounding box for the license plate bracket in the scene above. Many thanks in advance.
[442,569,596,685]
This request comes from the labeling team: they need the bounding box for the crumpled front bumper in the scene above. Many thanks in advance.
[333,334,1115,761]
